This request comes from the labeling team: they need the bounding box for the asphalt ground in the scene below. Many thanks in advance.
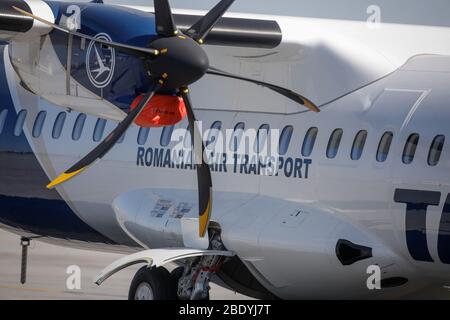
[0,229,250,300]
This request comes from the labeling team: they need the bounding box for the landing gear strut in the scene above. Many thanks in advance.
[126,229,229,300]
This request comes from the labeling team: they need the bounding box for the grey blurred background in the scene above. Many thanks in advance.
[62,0,450,27]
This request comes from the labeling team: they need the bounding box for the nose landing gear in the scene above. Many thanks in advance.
[95,230,234,300]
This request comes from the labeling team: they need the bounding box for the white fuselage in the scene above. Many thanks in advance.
[3,10,450,299]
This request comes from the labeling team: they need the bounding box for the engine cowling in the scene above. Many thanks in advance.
[113,189,209,250]
[0,0,54,41]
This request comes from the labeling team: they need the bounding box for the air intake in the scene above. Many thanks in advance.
[381,277,408,288]
[336,239,373,266]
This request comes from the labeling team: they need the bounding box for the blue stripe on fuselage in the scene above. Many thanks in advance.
[0,45,116,244]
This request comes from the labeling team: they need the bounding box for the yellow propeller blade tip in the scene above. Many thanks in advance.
[46,168,86,189]
[199,200,212,238]
[305,100,320,113]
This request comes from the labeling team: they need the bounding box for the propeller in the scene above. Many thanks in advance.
[14,0,320,238]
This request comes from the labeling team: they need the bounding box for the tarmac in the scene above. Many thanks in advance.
[0,229,250,300]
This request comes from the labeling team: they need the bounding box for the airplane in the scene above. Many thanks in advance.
[0,0,449,300]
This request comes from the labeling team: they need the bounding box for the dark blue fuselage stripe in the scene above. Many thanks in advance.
[0,45,117,245]
[0,195,115,243]
[438,195,450,264]
[394,189,440,262]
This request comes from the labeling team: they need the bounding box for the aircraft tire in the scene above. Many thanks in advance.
[128,266,173,300]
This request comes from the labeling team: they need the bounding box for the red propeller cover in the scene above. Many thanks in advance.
[131,94,187,128]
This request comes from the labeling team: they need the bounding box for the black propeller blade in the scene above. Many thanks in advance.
[154,0,178,36]
[47,84,161,189]
[185,0,235,43]
[181,88,213,238]
[206,67,320,113]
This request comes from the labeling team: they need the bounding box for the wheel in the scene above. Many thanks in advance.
[170,267,185,300]
[128,266,173,300]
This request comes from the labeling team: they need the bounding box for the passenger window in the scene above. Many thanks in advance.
[0,110,8,135]
[326,129,343,159]
[206,121,222,148]
[302,127,318,157]
[72,114,86,141]
[376,132,393,162]
[402,133,420,164]
[279,126,293,156]
[160,126,174,147]
[32,111,47,138]
[14,110,27,137]
[52,112,66,139]
[93,119,107,142]
[138,127,150,145]
[230,122,245,152]
[428,135,445,166]
[351,130,368,160]
[255,124,270,153]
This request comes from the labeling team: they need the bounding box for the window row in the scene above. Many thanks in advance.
[227,124,444,167]
[322,129,444,167]
[0,109,446,167]
[1,109,175,147]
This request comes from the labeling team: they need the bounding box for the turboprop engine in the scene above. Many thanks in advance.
[0,0,54,41]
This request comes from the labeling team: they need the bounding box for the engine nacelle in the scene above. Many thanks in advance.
[0,0,54,42]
